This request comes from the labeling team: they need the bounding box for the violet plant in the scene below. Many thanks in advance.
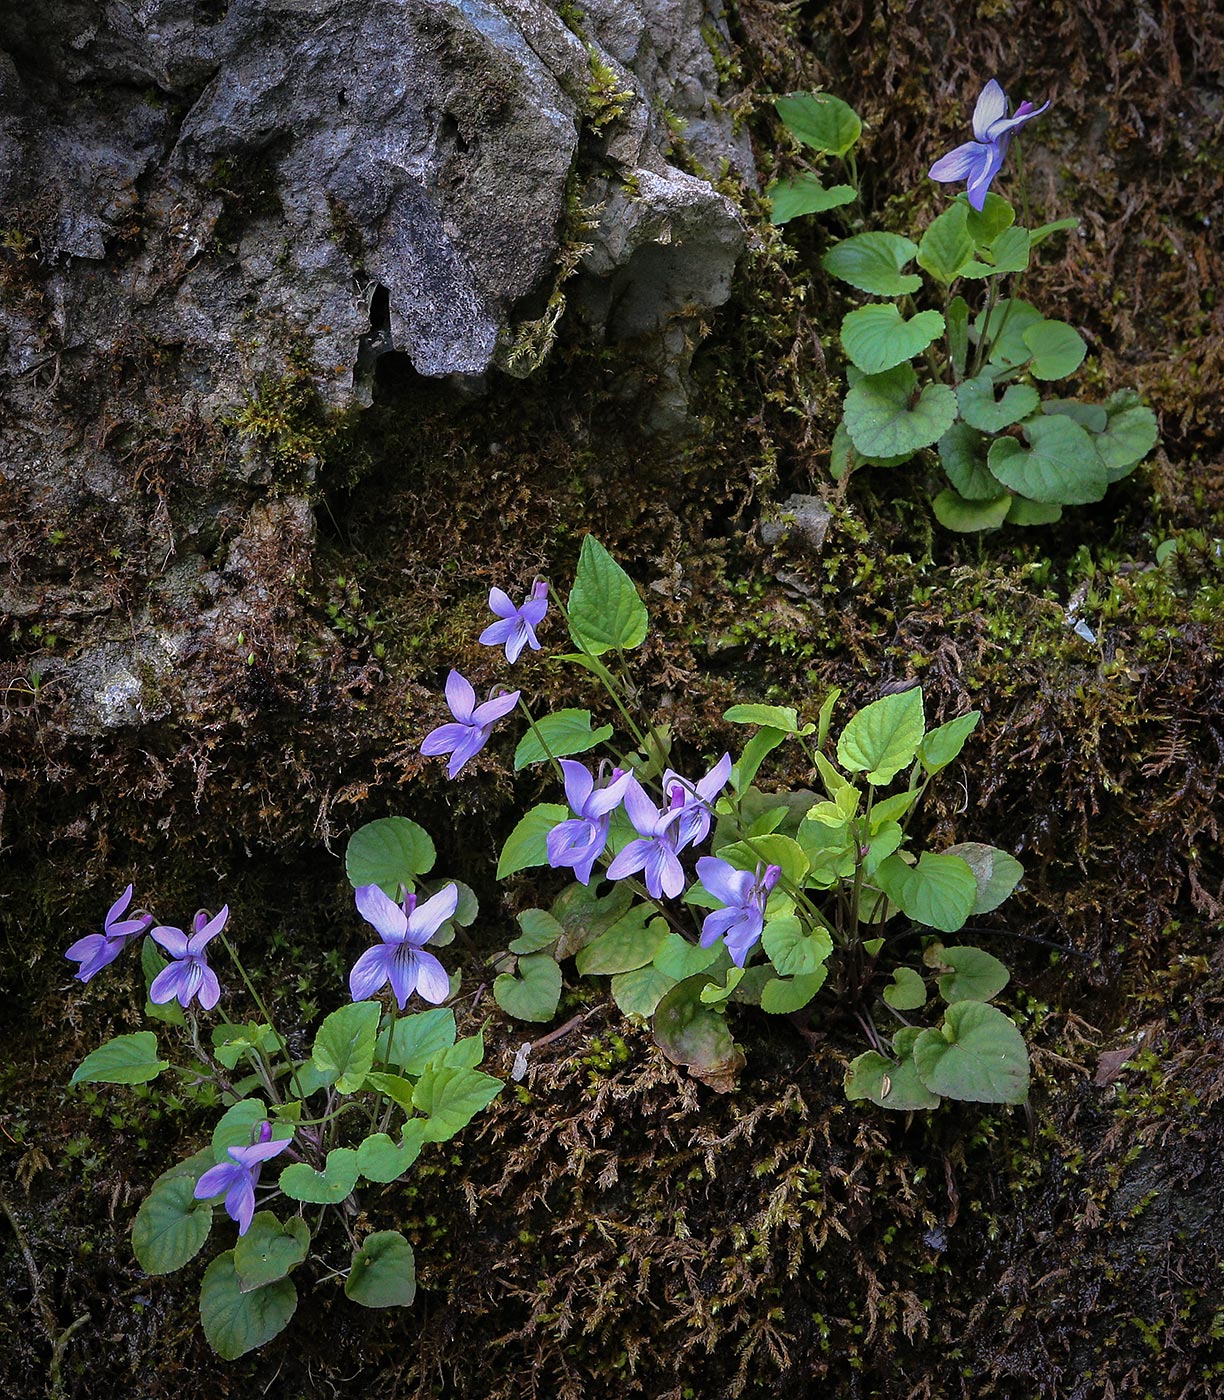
[768,82,1159,531]
[66,873,502,1359]
[354,537,1031,1107]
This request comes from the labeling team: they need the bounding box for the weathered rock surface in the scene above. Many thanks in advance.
[0,0,753,733]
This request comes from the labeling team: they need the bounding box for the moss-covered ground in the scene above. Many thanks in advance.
[3,1,1223,1395]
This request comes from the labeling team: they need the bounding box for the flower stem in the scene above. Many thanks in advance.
[219,933,308,1103]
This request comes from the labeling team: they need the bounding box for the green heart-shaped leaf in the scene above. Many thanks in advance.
[233,1213,309,1292]
[844,365,956,458]
[774,92,862,156]
[822,232,921,296]
[133,1176,213,1276]
[493,952,562,1022]
[987,414,1107,505]
[845,1049,940,1110]
[956,374,1040,432]
[345,1230,416,1309]
[768,173,856,224]
[913,1001,1030,1103]
[1096,391,1159,480]
[199,1252,296,1360]
[840,304,945,375]
[1022,319,1087,380]
[917,204,974,284]
[882,966,927,1011]
[837,686,925,784]
[935,944,1011,1003]
[279,1148,360,1204]
[932,488,1011,533]
[937,421,1000,500]
[345,817,436,895]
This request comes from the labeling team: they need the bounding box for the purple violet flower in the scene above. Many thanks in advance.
[149,907,228,1010]
[65,884,153,983]
[479,581,549,664]
[350,882,456,1008]
[194,1122,292,1236]
[605,777,688,899]
[662,754,733,851]
[420,670,520,778]
[695,857,782,967]
[546,760,632,885]
[928,78,1050,211]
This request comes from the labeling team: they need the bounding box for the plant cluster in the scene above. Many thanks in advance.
[351,538,1031,1105]
[65,875,501,1358]
[768,85,1159,530]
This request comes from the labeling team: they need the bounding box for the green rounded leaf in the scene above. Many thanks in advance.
[1096,391,1159,480]
[932,488,1011,533]
[713,834,810,886]
[497,803,568,879]
[652,977,744,1091]
[567,535,647,656]
[882,966,927,1011]
[844,365,957,458]
[963,192,1015,245]
[513,709,613,769]
[759,968,828,1013]
[937,421,1000,500]
[837,686,925,784]
[762,916,833,978]
[956,374,1040,433]
[312,1000,381,1094]
[494,952,562,1022]
[936,945,1011,1003]
[233,1213,309,1292]
[71,1031,168,1086]
[974,297,1042,368]
[775,91,861,156]
[987,414,1107,505]
[841,305,945,375]
[509,909,563,955]
[768,174,856,224]
[845,1050,940,1110]
[1005,495,1063,525]
[413,1066,503,1142]
[611,964,677,1018]
[346,1230,417,1309]
[279,1148,360,1204]
[200,1251,296,1360]
[913,1001,1030,1104]
[920,711,981,773]
[576,906,668,976]
[356,1122,427,1184]
[943,841,1024,914]
[376,1008,456,1074]
[133,1176,213,1275]
[876,851,976,933]
[345,817,435,895]
[917,204,973,285]
[822,232,921,297]
[1022,319,1087,380]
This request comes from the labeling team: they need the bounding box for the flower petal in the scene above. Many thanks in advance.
[695,856,752,908]
[986,98,1050,140]
[446,726,489,778]
[503,624,530,665]
[470,688,520,726]
[188,905,229,954]
[966,140,1006,209]
[420,721,472,758]
[195,1161,241,1201]
[929,140,987,184]
[559,759,595,815]
[488,587,517,619]
[606,839,650,882]
[478,617,517,649]
[150,924,188,958]
[230,1137,293,1167]
[444,670,477,722]
[407,883,459,943]
[149,961,190,1005]
[196,963,221,1011]
[971,79,1008,142]
[387,944,419,1008]
[104,885,135,931]
[411,948,451,1005]
[349,944,392,1002]
[225,1176,257,1235]
[621,778,663,836]
[355,884,408,942]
